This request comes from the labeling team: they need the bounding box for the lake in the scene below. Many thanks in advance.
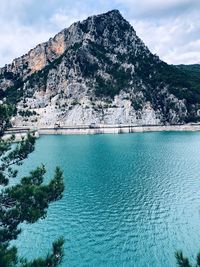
[14,132,200,266]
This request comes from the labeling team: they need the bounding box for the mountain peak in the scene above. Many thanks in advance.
[99,9,122,17]
[1,10,200,127]
[78,9,128,31]
[83,9,123,21]
[75,8,134,47]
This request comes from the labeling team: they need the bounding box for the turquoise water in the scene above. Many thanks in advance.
[14,132,200,267]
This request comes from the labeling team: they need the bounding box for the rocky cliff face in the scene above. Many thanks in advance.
[0,10,200,127]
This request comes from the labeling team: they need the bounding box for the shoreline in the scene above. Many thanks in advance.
[2,124,200,140]
[39,124,200,135]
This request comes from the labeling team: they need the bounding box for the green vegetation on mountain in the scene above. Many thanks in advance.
[0,10,200,125]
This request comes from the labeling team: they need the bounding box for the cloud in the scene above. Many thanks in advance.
[0,0,54,66]
[0,0,199,66]
[117,0,200,18]
[130,8,200,64]
[0,0,98,66]
[50,9,91,30]
[0,22,53,67]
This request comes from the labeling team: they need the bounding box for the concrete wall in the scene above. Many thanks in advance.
[38,124,200,135]
[3,124,200,140]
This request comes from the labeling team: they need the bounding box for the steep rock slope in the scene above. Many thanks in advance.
[0,10,200,127]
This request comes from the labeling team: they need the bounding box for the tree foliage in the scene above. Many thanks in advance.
[0,104,14,136]
[0,104,65,267]
[175,250,200,267]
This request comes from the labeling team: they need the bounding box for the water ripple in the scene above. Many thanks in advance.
[13,132,200,267]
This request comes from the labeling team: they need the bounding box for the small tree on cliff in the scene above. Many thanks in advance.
[0,104,65,267]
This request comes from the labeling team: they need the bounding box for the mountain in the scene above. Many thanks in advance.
[0,10,200,127]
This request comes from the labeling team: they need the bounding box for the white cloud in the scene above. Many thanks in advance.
[130,8,200,64]
[0,1,92,66]
[0,23,54,67]
[50,9,90,30]
[117,0,200,17]
[0,0,52,66]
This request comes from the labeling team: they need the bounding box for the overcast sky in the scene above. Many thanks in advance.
[0,0,200,67]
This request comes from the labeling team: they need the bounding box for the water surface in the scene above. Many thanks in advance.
[14,132,200,266]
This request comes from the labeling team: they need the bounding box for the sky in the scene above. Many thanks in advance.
[0,0,200,67]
